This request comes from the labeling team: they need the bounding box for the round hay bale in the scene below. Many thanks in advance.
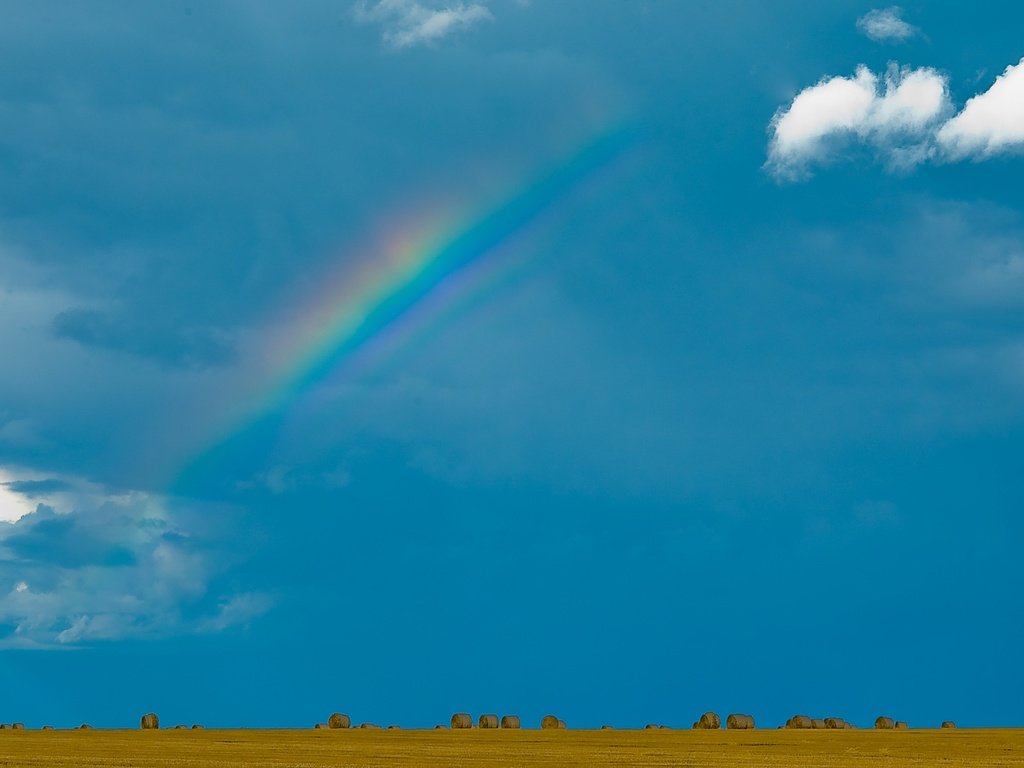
[0,725,9,730]
[174,725,187,730]
[600,725,614,730]
[314,723,327,729]
[11,723,24,731]
[478,714,498,729]
[824,718,846,729]
[358,723,383,730]
[941,721,956,729]
[140,713,159,730]
[78,724,92,730]
[557,719,567,730]
[434,725,447,730]
[695,712,721,730]
[41,726,55,731]
[451,713,473,730]
[540,715,560,730]
[727,714,755,730]
[191,725,204,730]
[875,716,895,730]
[387,725,400,730]
[500,715,520,729]
[895,721,908,729]
[644,724,660,730]
[786,715,813,729]
[328,713,351,730]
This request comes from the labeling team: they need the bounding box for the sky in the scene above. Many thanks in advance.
[0,1,1022,730]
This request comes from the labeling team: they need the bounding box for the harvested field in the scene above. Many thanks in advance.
[0,727,1020,767]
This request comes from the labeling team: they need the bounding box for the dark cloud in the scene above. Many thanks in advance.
[2,478,71,496]
[4,504,141,569]
[51,307,234,369]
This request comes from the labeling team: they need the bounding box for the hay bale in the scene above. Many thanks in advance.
[941,721,956,729]
[41,726,55,731]
[314,723,327,729]
[191,725,204,730]
[434,725,447,730]
[11,724,24,731]
[895,721,908,729]
[78,724,92,730]
[786,715,813,729]
[0,725,8,730]
[600,725,614,730]
[140,713,159,730]
[644,724,660,730]
[540,715,560,730]
[451,713,473,730]
[387,725,400,730]
[328,713,351,730]
[824,718,846,729]
[727,714,755,730]
[500,715,520,729]
[174,725,188,730]
[694,712,720,730]
[358,723,383,730]
[478,714,498,729]
[875,716,895,730]
[557,719,567,730]
[811,719,826,729]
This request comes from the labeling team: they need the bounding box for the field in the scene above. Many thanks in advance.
[0,728,1021,767]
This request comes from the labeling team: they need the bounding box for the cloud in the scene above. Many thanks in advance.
[857,7,917,43]
[0,468,269,647]
[767,55,1024,178]
[355,0,493,48]
[767,65,950,178]
[937,57,1024,159]
[51,307,235,370]
[197,592,274,633]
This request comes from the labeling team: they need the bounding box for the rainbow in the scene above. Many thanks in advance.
[174,124,637,490]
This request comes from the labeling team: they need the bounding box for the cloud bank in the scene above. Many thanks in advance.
[355,0,493,48]
[857,7,917,43]
[768,57,1024,178]
[0,470,269,647]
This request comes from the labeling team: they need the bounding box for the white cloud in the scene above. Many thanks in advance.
[857,7,917,43]
[937,57,1024,159]
[355,0,493,48]
[767,65,950,178]
[0,471,37,523]
[767,56,1024,178]
[0,470,270,647]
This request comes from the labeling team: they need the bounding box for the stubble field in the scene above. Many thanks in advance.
[0,727,1022,768]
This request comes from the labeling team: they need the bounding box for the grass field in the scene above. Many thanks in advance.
[0,728,1021,767]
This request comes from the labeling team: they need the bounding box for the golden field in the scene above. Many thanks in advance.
[0,728,1021,768]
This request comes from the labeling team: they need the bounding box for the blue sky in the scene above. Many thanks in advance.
[1,1,1022,729]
